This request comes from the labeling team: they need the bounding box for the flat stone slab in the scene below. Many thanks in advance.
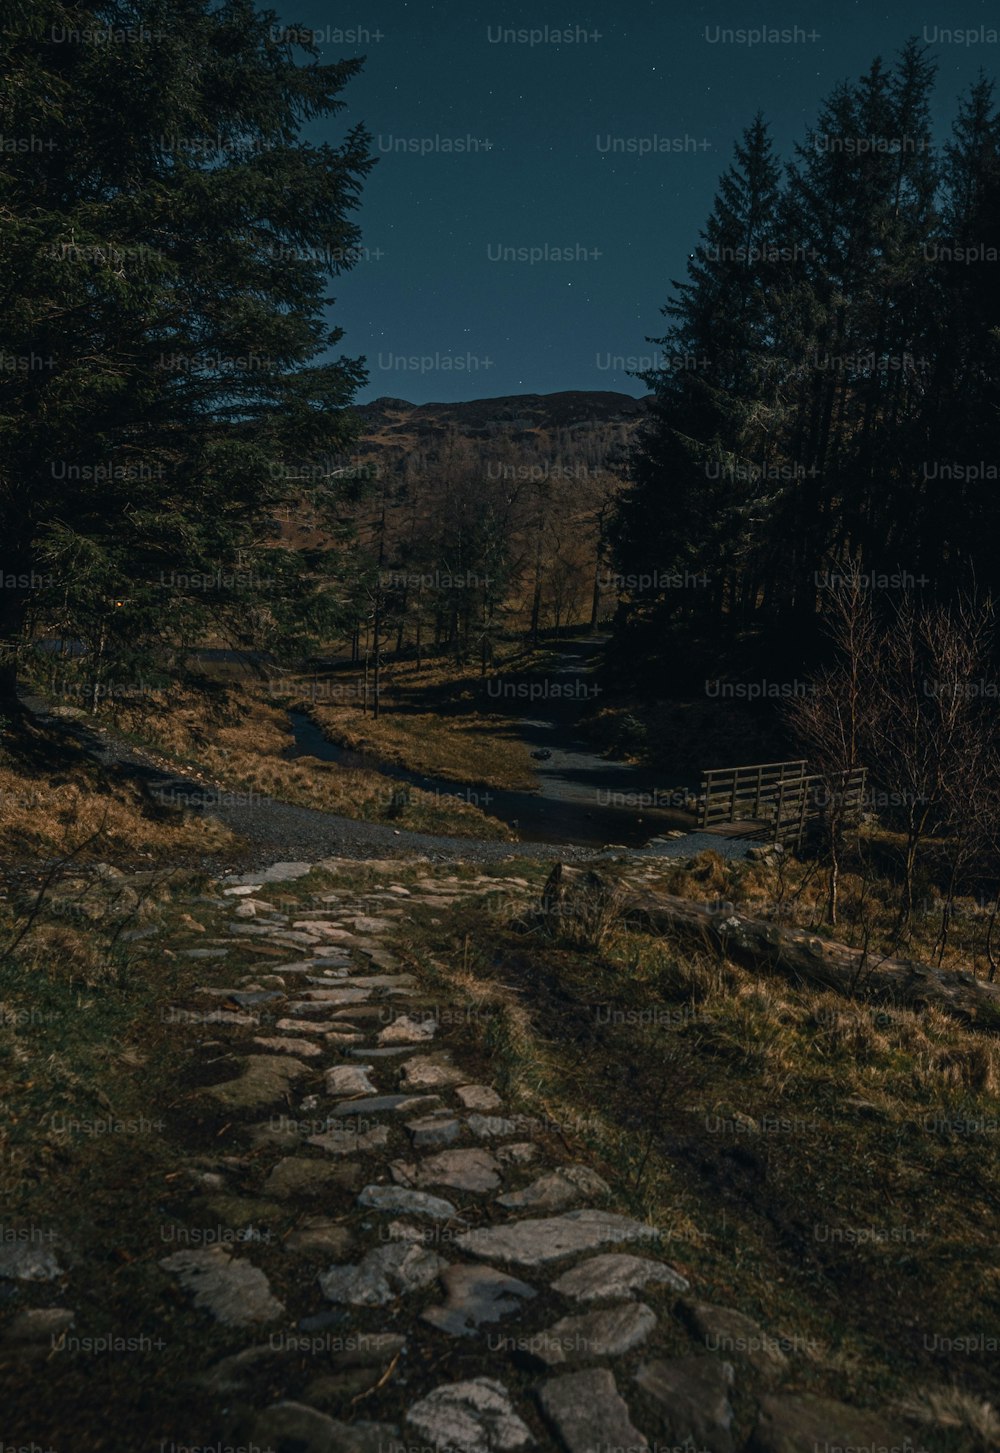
[301,987,371,1005]
[496,1142,537,1167]
[393,1148,501,1194]
[455,1083,504,1112]
[358,1185,461,1221]
[0,1241,64,1282]
[407,1114,463,1149]
[532,1301,656,1365]
[347,1045,408,1057]
[422,1265,536,1337]
[467,1113,519,1140]
[457,1210,661,1266]
[288,1000,356,1016]
[497,1166,610,1213]
[319,1242,448,1307]
[538,1368,648,1453]
[325,1064,378,1096]
[232,861,314,884]
[253,1401,404,1453]
[407,1378,533,1453]
[204,1056,310,1111]
[400,1055,467,1091]
[552,1253,689,1302]
[352,915,396,933]
[264,1157,360,1200]
[752,1395,912,1453]
[345,974,417,990]
[252,1036,323,1058]
[275,1018,337,1034]
[682,1301,789,1378]
[309,1124,391,1157]
[283,1217,353,1259]
[378,1015,437,1045]
[331,1094,442,1118]
[159,1247,284,1326]
[2,1307,75,1343]
[634,1355,736,1453]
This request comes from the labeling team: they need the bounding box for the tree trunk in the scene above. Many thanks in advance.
[541,864,1000,1031]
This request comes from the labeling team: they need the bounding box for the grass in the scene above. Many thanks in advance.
[393,863,1000,1450]
[93,680,516,841]
[0,720,236,868]
[1,851,997,1449]
[280,648,544,791]
[645,841,1000,978]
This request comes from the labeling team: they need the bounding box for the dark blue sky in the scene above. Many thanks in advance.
[276,0,1000,403]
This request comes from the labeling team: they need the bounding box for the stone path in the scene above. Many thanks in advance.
[2,855,925,1453]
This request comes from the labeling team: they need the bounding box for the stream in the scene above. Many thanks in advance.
[287,638,697,849]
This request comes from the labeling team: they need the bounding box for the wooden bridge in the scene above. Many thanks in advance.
[698,759,867,850]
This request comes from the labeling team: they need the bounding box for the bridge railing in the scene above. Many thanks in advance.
[699,759,867,848]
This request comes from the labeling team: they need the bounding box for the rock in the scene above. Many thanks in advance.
[634,1355,736,1453]
[2,1307,75,1343]
[422,1265,536,1337]
[252,1401,404,1453]
[204,1055,309,1111]
[196,1342,289,1394]
[538,1368,648,1453]
[236,861,314,884]
[683,1301,790,1378]
[325,1064,379,1096]
[455,1083,504,1112]
[358,1185,461,1221]
[393,1148,501,1194]
[284,1217,353,1259]
[457,1209,661,1267]
[302,987,371,1005]
[264,1157,361,1199]
[0,1240,64,1282]
[552,1253,689,1302]
[467,1113,519,1140]
[532,1302,656,1365]
[308,1124,391,1157]
[407,1114,462,1149]
[252,1036,323,1057]
[275,1018,338,1033]
[407,1378,533,1453]
[378,1016,437,1045]
[497,1166,610,1213]
[159,1247,284,1326]
[319,1242,448,1307]
[751,1394,909,1453]
[495,1142,537,1167]
[399,1055,467,1091]
[332,1094,442,1117]
[352,915,395,933]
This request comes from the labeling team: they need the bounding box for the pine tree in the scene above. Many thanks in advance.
[612,114,784,678]
[0,0,375,721]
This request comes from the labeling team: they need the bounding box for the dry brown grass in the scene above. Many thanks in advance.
[111,684,514,839]
[304,699,537,791]
[0,757,234,864]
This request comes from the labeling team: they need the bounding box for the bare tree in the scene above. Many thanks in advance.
[787,568,877,924]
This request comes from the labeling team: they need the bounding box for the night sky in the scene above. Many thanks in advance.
[274,0,1000,403]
